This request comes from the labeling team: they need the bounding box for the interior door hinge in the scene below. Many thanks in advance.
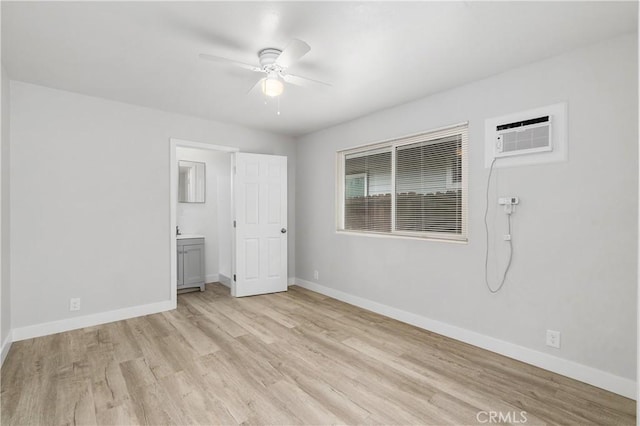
[233,220,236,228]
[233,274,236,282]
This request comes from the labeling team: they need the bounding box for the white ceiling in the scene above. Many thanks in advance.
[2,1,637,137]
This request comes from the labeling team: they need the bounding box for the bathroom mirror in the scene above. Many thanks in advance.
[178,161,206,203]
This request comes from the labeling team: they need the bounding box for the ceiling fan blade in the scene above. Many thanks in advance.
[199,53,262,73]
[275,39,310,68]
[284,73,331,88]
[247,77,265,95]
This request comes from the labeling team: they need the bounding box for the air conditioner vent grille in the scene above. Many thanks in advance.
[501,125,550,154]
[497,115,549,131]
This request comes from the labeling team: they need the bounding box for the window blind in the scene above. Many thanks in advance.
[395,135,463,234]
[344,149,392,233]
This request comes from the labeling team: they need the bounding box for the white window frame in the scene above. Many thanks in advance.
[336,122,468,243]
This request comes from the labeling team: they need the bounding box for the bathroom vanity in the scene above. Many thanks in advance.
[177,235,205,292]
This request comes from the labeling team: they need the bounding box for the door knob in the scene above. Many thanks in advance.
[281,228,287,234]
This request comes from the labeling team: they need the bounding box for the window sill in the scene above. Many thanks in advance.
[335,229,468,244]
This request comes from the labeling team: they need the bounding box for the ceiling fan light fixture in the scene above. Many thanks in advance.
[262,75,284,97]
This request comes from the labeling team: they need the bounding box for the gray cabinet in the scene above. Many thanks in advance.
[177,238,205,291]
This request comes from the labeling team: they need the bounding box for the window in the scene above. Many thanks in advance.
[345,173,368,198]
[344,150,392,233]
[337,123,468,242]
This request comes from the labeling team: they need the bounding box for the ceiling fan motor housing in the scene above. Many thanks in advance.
[258,48,282,69]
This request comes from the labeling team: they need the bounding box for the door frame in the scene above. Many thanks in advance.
[169,138,238,308]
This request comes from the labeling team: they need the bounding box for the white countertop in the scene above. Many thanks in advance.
[177,234,205,240]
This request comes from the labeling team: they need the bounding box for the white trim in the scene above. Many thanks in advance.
[287,277,296,287]
[337,121,469,153]
[292,278,636,399]
[205,273,220,284]
[219,273,231,288]
[170,140,178,309]
[1,332,12,366]
[12,300,173,342]
[170,138,240,153]
[170,138,238,306]
[637,39,640,409]
[637,46,640,410]
[230,154,237,297]
[335,229,468,244]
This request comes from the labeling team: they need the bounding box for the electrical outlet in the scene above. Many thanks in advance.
[313,270,319,280]
[69,298,81,312]
[546,330,561,349]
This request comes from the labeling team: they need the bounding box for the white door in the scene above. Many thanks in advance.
[232,153,287,297]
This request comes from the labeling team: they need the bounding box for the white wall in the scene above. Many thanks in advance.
[295,34,638,382]
[9,81,296,331]
[176,147,231,282]
[1,64,11,357]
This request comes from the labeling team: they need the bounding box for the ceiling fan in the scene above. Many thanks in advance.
[199,39,330,98]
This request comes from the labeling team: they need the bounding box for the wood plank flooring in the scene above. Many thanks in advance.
[1,283,635,425]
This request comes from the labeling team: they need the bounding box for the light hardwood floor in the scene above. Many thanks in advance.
[1,283,635,425]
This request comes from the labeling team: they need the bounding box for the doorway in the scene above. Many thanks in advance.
[169,138,289,306]
[169,138,238,308]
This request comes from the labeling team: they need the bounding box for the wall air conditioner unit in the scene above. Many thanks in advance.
[495,115,552,158]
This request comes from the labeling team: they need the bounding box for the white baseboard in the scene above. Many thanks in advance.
[293,278,636,400]
[219,274,231,288]
[12,299,174,342]
[1,332,12,366]
[206,273,220,284]
[288,277,295,287]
